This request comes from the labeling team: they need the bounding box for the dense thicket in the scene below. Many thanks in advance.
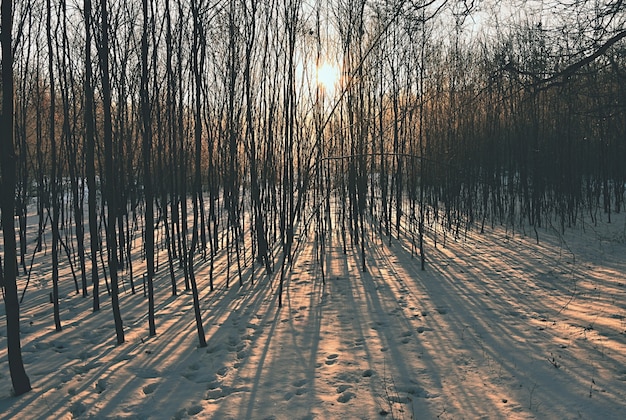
[1,0,624,394]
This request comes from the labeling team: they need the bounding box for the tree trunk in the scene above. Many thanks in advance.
[1,0,32,396]
[188,0,207,348]
[84,0,100,312]
[98,0,124,345]
[46,0,62,332]
[141,0,156,337]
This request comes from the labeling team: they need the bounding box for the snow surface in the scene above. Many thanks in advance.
[2,210,626,419]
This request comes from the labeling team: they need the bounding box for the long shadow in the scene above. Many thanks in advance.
[376,217,626,418]
[232,241,327,419]
[3,208,624,419]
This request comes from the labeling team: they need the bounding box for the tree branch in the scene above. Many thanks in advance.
[505,29,626,89]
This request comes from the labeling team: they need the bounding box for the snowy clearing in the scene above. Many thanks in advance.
[2,211,626,419]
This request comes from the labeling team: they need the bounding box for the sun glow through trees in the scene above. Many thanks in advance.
[316,61,340,96]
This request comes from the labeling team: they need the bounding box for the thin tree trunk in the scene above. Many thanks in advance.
[189,0,207,348]
[47,0,62,332]
[98,0,124,345]
[163,0,177,296]
[142,0,156,337]
[84,0,100,312]
[1,0,32,395]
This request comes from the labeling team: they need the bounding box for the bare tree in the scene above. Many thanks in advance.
[188,0,208,347]
[46,0,62,332]
[141,0,156,337]
[97,0,124,345]
[84,0,101,311]
[1,0,32,396]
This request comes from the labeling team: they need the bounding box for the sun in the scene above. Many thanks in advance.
[316,62,340,96]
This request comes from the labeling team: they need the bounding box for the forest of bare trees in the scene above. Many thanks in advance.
[2,0,624,396]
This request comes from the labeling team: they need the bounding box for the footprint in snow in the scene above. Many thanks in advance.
[295,387,308,395]
[69,402,86,418]
[143,383,157,395]
[336,384,352,393]
[208,385,238,401]
[206,387,226,400]
[292,378,307,387]
[326,354,339,365]
[95,379,107,394]
[337,391,356,403]
[206,380,221,391]
[335,371,361,384]
[187,405,203,415]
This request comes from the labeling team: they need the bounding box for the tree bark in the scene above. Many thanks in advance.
[84,0,100,312]
[98,0,124,345]
[141,0,156,337]
[1,0,32,396]
[46,0,62,332]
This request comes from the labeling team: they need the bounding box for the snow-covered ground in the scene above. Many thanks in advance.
[1,209,626,419]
